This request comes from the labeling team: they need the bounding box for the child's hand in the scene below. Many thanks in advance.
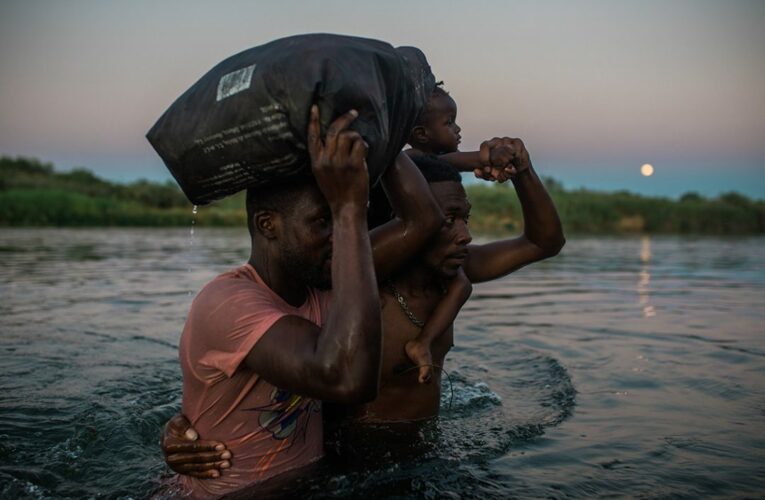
[405,339,434,383]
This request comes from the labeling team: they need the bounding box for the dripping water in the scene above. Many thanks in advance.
[188,205,198,296]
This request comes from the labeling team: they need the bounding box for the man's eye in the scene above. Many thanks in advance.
[444,216,455,226]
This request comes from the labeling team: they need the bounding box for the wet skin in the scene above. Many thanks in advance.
[347,289,455,422]
[344,181,472,422]
[162,136,566,476]
[161,148,446,479]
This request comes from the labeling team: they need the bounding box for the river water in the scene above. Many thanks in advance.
[1,228,763,498]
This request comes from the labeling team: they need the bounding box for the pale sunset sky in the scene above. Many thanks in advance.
[1,0,763,198]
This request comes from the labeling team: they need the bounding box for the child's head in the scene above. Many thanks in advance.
[408,83,461,155]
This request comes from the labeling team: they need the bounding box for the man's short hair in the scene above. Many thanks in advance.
[245,176,316,235]
[410,154,462,184]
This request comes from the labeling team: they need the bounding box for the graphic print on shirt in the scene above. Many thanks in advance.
[245,387,319,441]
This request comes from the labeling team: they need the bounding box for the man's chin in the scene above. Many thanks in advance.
[438,265,461,280]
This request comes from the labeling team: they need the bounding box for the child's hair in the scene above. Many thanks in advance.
[411,154,462,183]
[367,155,461,230]
[413,81,449,127]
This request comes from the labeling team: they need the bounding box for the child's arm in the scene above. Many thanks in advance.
[405,268,473,383]
[405,148,487,173]
[407,143,516,183]
[438,150,485,173]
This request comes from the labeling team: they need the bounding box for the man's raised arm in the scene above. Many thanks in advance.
[245,107,381,403]
[463,137,565,283]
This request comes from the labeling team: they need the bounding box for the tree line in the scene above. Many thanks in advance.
[466,177,765,234]
[1,156,763,234]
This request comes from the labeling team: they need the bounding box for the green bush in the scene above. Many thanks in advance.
[2,155,763,232]
[466,181,764,235]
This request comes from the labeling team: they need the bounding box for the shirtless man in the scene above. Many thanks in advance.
[398,82,524,383]
[164,137,565,476]
[348,148,564,422]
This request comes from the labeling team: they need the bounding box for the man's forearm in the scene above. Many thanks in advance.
[316,205,381,402]
[512,166,565,254]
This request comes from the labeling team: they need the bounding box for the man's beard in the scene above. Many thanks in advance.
[280,243,332,290]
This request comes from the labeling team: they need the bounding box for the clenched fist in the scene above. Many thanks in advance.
[476,137,532,183]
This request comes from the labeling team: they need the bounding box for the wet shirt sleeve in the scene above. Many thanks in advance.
[187,277,289,381]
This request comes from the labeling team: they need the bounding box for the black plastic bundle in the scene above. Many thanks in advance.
[147,34,435,205]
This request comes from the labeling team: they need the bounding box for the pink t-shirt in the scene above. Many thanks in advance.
[178,264,329,499]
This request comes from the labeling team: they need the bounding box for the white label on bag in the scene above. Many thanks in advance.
[216,64,257,102]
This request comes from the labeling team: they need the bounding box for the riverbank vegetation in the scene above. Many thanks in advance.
[2,156,763,234]
[466,178,765,235]
[0,156,244,227]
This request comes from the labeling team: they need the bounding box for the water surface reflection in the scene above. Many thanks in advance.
[0,230,763,498]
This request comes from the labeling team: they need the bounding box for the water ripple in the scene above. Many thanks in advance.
[2,230,764,498]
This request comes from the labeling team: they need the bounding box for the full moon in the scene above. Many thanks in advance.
[641,163,654,176]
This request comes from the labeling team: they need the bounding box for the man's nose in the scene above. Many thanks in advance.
[455,123,461,134]
[456,221,472,245]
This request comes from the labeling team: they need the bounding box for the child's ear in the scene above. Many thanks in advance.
[254,211,279,239]
[409,125,429,146]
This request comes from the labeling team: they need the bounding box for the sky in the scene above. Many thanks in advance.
[1,0,763,198]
